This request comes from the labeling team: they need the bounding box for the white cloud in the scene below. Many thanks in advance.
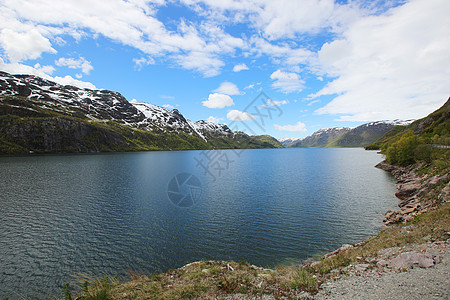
[0,0,243,77]
[133,57,155,71]
[313,0,450,121]
[207,116,222,124]
[52,75,97,89]
[162,104,174,109]
[176,51,224,77]
[233,63,249,72]
[274,122,307,133]
[0,28,56,62]
[227,109,255,121]
[258,99,288,109]
[268,99,288,106]
[55,57,93,74]
[213,81,241,95]
[270,70,304,93]
[0,58,95,89]
[202,93,234,108]
[33,63,55,75]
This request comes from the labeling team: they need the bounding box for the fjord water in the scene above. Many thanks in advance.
[0,148,398,298]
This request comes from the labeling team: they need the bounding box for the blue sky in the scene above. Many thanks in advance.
[0,0,449,138]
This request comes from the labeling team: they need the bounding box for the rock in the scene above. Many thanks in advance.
[438,182,450,202]
[390,252,435,269]
[376,260,389,267]
[395,181,420,200]
[375,161,398,172]
[355,264,370,272]
[400,206,418,215]
[324,244,354,259]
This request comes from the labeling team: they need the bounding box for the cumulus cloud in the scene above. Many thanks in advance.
[233,63,249,72]
[0,28,56,62]
[227,109,255,121]
[207,116,222,124]
[162,104,174,109]
[213,81,241,95]
[202,93,234,108]
[55,57,93,74]
[52,75,97,89]
[274,122,307,133]
[0,0,242,77]
[312,0,450,121]
[0,58,96,89]
[270,70,304,93]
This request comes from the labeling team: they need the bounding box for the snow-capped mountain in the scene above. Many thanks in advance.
[278,137,304,147]
[0,71,235,138]
[0,71,272,153]
[288,121,412,148]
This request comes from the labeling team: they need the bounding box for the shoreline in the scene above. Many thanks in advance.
[68,159,449,299]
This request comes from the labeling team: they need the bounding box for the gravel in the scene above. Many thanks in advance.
[315,250,450,299]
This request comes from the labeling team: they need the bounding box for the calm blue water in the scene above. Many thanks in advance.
[0,148,398,298]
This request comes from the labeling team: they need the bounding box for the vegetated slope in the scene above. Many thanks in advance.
[287,120,411,148]
[366,98,450,151]
[0,72,277,154]
[278,137,303,147]
[365,97,449,167]
[251,135,284,148]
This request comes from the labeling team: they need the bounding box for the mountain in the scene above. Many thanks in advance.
[287,120,413,148]
[251,135,284,148]
[365,98,450,151]
[0,71,277,154]
[278,137,303,147]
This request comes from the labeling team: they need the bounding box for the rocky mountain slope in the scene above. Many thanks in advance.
[0,71,276,154]
[285,120,413,148]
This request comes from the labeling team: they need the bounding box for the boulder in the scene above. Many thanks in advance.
[395,181,420,200]
[390,252,435,269]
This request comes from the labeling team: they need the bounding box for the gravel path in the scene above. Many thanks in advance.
[315,250,450,299]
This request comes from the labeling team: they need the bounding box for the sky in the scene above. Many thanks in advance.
[0,0,449,139]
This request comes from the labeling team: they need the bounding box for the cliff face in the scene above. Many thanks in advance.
[0,72,278,154]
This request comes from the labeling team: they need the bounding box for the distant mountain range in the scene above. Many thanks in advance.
[280,120,414,148]
[0,72,278,154]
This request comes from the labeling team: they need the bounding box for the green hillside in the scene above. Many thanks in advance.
[365,98,450,166]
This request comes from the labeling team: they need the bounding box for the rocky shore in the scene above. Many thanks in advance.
[313,160,450,299]
[70,159,450,299]
[375,160,450,225]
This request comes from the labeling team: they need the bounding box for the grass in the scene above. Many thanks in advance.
[67,199,449,299]
[62,147,449,299]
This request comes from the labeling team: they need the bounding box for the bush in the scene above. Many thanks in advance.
[414,144,432,163]
[385,131,420,166]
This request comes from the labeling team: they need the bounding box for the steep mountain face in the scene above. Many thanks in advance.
[0,71,276,154]
[288,120,413,148]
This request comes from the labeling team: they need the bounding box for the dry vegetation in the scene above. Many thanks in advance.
[64,200,449,300]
